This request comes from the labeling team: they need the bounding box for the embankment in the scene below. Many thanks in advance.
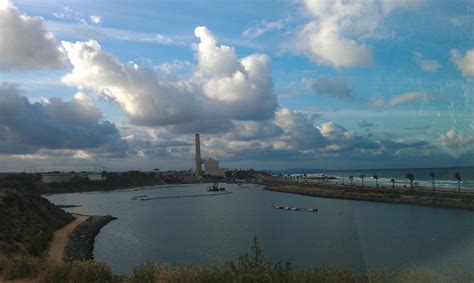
[63,215,117,262]
[0,191,73,256]
[262,181,474,211]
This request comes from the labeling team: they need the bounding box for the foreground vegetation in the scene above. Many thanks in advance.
[1,238,472,283]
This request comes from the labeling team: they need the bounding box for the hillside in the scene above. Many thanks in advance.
[0,191,73,256]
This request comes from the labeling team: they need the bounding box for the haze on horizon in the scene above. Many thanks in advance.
[0,0,473,172]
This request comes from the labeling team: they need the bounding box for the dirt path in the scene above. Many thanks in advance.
[47,214,89,264]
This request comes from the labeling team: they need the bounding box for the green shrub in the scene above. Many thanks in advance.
[128,261,155,283]
[67,261,114,283]
[39,262,73,283]
[0,254,44,280]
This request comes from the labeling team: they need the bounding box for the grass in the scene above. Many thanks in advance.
[1,238,473,282]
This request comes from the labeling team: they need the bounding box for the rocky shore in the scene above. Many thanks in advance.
[63,215,117,262]
[262,180,474,211]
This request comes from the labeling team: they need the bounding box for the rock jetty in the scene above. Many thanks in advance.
[63,215,116,262]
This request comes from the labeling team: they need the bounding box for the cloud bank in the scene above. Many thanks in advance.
[293,0,424,67]
[0,1,65,70]
[0,83,127,156]
[61,26,278,133]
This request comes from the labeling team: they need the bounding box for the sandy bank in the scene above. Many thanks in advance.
[262,180,474,211]
[47,214,89,264]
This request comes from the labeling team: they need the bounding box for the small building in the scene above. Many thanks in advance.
[88,172,104,181]
[203,159,226,177]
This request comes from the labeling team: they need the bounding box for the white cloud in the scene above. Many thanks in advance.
[413,51,440,72]
[293,0,424,68]
[89,15,101,25]
[439,128,474,157]
[61,26,278,133]
[372,91,429,107]
[450,49,474,77]
[242,18,290,40]
[0,1,65,70]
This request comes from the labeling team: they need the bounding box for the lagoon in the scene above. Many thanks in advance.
[46,183,474,275]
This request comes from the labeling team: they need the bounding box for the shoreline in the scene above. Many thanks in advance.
[63,214,117,262]
[261,180,474,211]
[48,214,90,264]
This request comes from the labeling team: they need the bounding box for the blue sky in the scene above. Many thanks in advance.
[0,0,473,171]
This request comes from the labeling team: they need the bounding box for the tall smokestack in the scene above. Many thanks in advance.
[195,133,202,177]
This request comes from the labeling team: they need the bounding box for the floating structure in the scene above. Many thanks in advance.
[130,192,232,201]
[272,203,318,212]
[207,181,226,192]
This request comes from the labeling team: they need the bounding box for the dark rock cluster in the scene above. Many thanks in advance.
[63,215,116,262]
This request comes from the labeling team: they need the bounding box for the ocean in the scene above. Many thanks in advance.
[287,166,474,190]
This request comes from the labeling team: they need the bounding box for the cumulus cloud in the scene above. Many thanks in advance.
[0,83,128,156]
[439,128,474,157]
[61,26,278,133]
[450,49,474,77]
[0,1,65,70]
[304,77,352,99]
[293,0,424,67]
[371,91,429,107]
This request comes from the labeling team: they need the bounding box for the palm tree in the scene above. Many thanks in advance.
[429,172,436,191]
[360,175,365,188]
[406,173,415,190]
[349,176,354,186]
[390,178,396,189]
[454,172,462,193]
[373,175,379,188]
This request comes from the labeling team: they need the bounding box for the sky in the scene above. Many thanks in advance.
[0,0,473,172]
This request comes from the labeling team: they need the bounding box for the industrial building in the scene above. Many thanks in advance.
[194,133,227,177]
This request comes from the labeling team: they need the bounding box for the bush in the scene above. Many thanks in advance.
[39,262,73,283]
[0,254,44,280]
[129,261,155,283]
[67,261,114,283]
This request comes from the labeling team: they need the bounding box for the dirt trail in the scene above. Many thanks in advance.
[47,214,89,264]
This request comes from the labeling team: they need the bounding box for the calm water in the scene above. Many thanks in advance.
[46,183,474,275]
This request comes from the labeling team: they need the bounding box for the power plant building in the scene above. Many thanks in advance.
[194,133,226,177]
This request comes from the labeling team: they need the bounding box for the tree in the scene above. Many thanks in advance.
[349,176,354,186]
[406,173,415,190]
[373,175,379,188]
[429,172,436,191]
[454,172,462,193]
[360,175,365,188]
[390,178,396,189]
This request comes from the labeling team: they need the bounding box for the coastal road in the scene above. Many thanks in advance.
[47,214,89,264]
